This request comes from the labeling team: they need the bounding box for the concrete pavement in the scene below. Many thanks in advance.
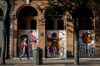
[0,58,100,66]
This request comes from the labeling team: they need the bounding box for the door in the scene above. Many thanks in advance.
[45,18,67,58]
[79,30,95,57]
[16,6,38,57]
[18,16,38,57]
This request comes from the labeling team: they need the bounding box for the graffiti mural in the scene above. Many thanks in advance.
[46,30,67,58]
[18,30,38,58]
[79,30,95,57]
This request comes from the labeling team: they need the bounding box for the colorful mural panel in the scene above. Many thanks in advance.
[18,30,38,58]
[46,30,67,58]
[79,30,95,57]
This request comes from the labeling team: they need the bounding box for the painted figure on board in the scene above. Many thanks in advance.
[47,32,62,57]
[28,30,38,48]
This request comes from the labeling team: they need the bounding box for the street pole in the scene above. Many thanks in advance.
[74,19,79,65]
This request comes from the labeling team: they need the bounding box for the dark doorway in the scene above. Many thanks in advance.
[17,6,38,57]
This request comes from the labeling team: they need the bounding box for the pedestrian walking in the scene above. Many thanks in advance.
[19,38,29,61]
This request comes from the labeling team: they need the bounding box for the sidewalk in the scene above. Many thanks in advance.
[0,58,100,66]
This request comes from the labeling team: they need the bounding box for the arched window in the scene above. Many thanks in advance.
[18,6,38,30]
[46,16,64,30]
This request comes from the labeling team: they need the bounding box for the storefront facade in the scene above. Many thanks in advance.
[9,0,97,59]
[10,0,74,58]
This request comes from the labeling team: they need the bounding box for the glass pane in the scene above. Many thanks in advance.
[19,19,27,29]
[57,20,64,30]
[46,20,54,30]
[30,20,37,29]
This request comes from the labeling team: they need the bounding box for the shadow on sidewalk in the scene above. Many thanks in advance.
[1,58,100,66]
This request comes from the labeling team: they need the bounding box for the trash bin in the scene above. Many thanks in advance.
[33,47,43,65]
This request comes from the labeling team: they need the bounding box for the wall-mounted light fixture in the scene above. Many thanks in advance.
[9,14,16,20]
[67,15,72,22]
[40,15,45,23]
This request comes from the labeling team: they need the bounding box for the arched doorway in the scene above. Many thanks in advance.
[17,6,38,57]
[73,5,95,58]
[45,5,67,58]
[0,8,4,57]
[45,16,67,58]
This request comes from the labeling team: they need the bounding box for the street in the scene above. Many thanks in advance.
[0,58,100,66]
